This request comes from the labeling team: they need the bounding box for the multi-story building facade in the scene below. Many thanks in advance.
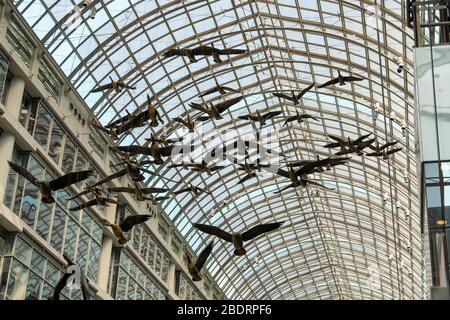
[0,0,224,300]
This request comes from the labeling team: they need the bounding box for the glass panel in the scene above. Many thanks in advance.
[35,202,54,241]
[415,47,439,161]
[147,239,155,270]
[132,225,141,252]
[64,217,79,261]
[24,272,41,300]
[30,251,45,277]
[5,19,34,66]
[75,151,88,171]
[76,230,90,271]
[33,105,52,150]
[155,248,162,278]
[6,259,28,300]
[4,147,24,209]
[18,93,32,129]
[0,233,5,256]
[48,123,63,164]
[0,257,11,299]
[426,162,440,181]
[431,46,450,160]
[127,279,136,300]
[162,256,169,284]
[62,138,76,174]
[427,186,443,227]
[45,262,60,287]
[50,205,66,253]
[116,268,127,300]
[13,238,31,266]
[20,157,43,227]
[0,52,9,100]
[87,241,100,282]
[430,231,449,287]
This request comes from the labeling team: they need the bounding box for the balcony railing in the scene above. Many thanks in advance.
[408,0,450,47]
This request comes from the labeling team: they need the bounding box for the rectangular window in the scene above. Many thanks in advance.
[430,230,449,287]
[37,59,61,102]
[35,202,54,241]
[18,93,32,128]
[87,241,101,282]
[171,235,181,255]
[1,72,11,105]
[33,105,52,150]
[158,219,169,241]
[48,124,64,165]
[3,147,26,209]
[88,125,107,158]
[0,233,5,256]
[50,205,66,253]
[20,156,44,228]
[5,19,34,67]
[7,259,28,300]
[154,248,162,278]
[62,138,76,174]
[64,217,79,262]
[0,51,9,100]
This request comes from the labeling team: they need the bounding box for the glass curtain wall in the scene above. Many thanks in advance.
[2,147,103,284]
[109,248,167,300]
[414,30,450,298]
[0,235,88,300]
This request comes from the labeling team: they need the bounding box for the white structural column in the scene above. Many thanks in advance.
[0,76,25,202]
[5,76,26,119]
[96,202,116,294]
[167,261,177,296]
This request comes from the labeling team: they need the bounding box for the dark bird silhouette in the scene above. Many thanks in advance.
[275,165,334,193]
[367,148,402,159]
[108,185,169,201]
[145,134,183,147]
[85,157,170,190]
[288,156,350,173]
[169,160,225,175]
[199,81,239,97]
[238,110,282,127]
[366,140,402,159]
[69,193,117,211]
[186,241,214,282]
[193,221,284,256]
[144,194,171,205]
[48,254,92,300]
[103,215,152,244]
[283,111,319,126]
[272,82,315,105]
[8,161,93,203]
[318,71,364,89]
[164,44,248,63]
[235,158,272,184]
[174,185,210,196]
[111,142,196,165]
[107,97,164,134]
[323,133,372,149]
[90,120,121,140]
[173,115,196,133]
[90,76,136,93]
[323,133,375,156]
[67,186,104,201]
[191,96,243,121]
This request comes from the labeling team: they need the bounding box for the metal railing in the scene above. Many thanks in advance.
[408,0,450,47]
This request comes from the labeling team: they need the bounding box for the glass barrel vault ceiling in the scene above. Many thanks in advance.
[12,0,424,300]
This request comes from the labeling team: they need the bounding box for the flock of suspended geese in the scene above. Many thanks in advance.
[6,44,402,299]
